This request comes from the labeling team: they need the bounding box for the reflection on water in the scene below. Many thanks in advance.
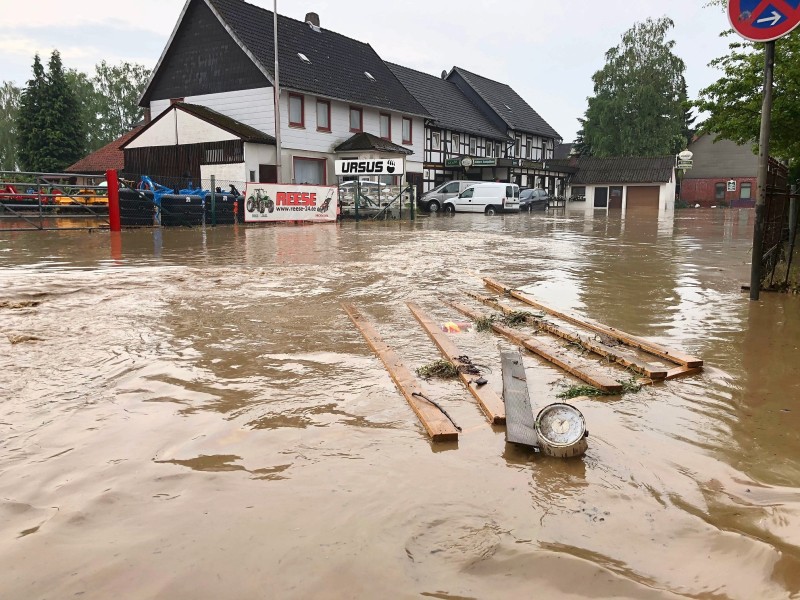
[1,208,799,599]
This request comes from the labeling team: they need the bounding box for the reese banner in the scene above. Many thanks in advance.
[243,184,337,222]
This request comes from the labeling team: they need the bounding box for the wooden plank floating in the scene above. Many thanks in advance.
[407,302,505,425]
[665,366,704,380]
[342,303,459,442]
[447,301,624,393]
[463,290,668,380]
[500,350,539,447]
[483,278,703,369]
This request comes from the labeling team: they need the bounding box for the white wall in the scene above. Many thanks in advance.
[575,181,676,216]
[244,143,277,182]
[200,163,246,185]
[176,110,238,145]
[150,87,275,136]
[127,111,177,148]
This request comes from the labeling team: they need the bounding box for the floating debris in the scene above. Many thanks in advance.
[0,300,41,309]
[557,377,642,399]
[416,359,459,379]
[6,334,44,345]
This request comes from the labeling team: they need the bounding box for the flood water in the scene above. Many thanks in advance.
[1,207,799,599]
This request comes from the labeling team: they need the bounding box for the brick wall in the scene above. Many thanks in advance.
[680,177,757,208]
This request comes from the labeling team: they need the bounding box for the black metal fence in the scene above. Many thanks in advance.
[760,161,799,291]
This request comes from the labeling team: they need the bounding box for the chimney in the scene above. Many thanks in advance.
[305,12,320,28]
[144,107,152,124]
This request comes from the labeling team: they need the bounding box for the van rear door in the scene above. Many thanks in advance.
[505,185,520,211]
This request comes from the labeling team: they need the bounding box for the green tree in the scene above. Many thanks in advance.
[66,69,99,154]
[17,54,48,172]
[41,51,84,171]
[581,17,691,157]
[92,61,150,149]
[0,82,21,170]
[695,31,800,181]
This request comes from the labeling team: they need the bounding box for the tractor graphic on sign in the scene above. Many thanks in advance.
[246,189,274,214]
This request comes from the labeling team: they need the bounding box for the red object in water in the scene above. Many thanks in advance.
[107,169,121,232]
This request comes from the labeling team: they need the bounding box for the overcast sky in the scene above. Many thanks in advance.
[0,0,734,141]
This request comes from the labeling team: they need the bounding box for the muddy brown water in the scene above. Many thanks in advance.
[1,208,799,599]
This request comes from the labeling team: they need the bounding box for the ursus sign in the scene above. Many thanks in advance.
[334,159,405,176]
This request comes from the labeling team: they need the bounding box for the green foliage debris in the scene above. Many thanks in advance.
[416,359,459,379]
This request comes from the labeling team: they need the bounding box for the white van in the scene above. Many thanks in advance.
[418,180,483,212]
[443,183,520,215]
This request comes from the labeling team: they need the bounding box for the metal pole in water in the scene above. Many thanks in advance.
[273,0,282,184]
[107,169,121,232]
[750,41,775,301]
[210,175,216,227]
[410,185,415,221]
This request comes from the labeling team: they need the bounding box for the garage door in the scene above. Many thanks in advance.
[626,186,660,209]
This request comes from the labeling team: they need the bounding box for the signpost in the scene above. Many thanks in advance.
[727,0,800,300]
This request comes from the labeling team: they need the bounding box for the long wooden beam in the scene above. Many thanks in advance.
[463,290,668,380]
[342,303,459,442]
[407,302,505,425]
[483,278,703,369]
[447,301,624,393]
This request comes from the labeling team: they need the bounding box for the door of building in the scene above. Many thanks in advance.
[626,186,660,209]
[259,165,277,183]
[594,187,608,208]
[608,186,623,209]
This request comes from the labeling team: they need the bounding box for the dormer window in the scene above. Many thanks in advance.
[364,71,376,82]
[298,53,311,64]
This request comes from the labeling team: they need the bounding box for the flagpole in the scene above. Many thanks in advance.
[273,0,282,183]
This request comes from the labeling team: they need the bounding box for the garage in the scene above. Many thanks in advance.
[626,185,660,209]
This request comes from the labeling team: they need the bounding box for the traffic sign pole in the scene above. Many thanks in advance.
[750,40,775,301]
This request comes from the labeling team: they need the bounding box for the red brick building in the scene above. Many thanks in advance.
[680,134,757,208]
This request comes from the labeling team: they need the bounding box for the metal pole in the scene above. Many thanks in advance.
[107,169,121,232]
[410,184,415,221]
[355,179,360,221]
[273,0,282,184]
[750,41,775,301]
[210,175,216,227]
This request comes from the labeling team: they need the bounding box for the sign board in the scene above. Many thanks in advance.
[727,179,737,192]
[728,0,800,42]
[334,158,404,176]
[445,157,498,168]
[677,159,693,170]
[244,184,337,222]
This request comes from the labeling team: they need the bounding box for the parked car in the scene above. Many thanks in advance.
[443,183,520,215]
[519,188,550,211]
[417,180,483,212]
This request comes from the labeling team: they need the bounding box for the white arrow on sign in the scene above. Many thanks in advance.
[756,11,782,26]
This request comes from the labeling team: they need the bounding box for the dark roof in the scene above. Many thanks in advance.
[205,0,429,117]
[554,143,574,160]
[387,63,507,141]
[570,156,675,184]
[334,132,413,155]
[66,126,145,174]
[449,66,560,139]
[178,103,274,142]
[123,102,274,148]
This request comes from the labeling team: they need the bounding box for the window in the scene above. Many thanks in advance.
[460,188,474,199]
[486,143,493,157]
[349,106,362,132]
[741,182,752,199]
[469,138,477,155]
[495,142,502,157]
[364,71,376,82]
[515,137,521,158]
[289,93,304,128]
[249,170,256,182]
[316,99,330,132]
[442,182,460,194]
[380,113,391,140]
[402,117,412,144]
[715,182,726,200]
[297,52,311,64]
[452,134,460,154]
[293,157,326,185]
[526,137,533,159]
[431,131,441,150]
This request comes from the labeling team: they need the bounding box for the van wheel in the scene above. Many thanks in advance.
[485,206,497,216]
[427,200,440,213]
[444,204,455,214]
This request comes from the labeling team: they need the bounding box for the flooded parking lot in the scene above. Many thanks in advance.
[1,207,799,599]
